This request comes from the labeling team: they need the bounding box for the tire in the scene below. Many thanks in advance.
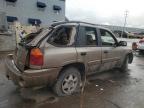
[53,67,81,96]
[120,56,128,72]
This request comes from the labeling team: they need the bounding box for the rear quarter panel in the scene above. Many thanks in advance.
[42,44,77,68]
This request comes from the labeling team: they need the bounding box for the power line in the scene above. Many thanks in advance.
[121,10,129,38]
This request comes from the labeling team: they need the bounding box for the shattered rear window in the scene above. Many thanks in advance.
[20,27,53,45]
[21,29,43,44]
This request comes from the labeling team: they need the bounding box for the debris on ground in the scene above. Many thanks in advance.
[100,88,104,91]
[108,80,115,83]
[95,84,99,87]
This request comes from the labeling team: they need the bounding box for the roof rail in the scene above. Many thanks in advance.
[51,21,99,27]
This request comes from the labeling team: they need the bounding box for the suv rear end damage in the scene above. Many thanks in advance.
[6,54,60,87]
[5,27,61,87]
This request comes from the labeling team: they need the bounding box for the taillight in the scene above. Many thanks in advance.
[30,48,43,66]
[132,42,137,50]
[139,39,144,43]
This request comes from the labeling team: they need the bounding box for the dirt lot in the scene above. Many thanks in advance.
[0,52,144,108]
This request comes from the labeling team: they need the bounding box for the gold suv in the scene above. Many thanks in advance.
[5,21,133,96]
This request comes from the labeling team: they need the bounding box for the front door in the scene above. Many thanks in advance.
[76,26,101,74]
[98,28,122,72]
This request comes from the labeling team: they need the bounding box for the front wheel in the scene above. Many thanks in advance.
[120,56,128,72]
[53,67,81,96]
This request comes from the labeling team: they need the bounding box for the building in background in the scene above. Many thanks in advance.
[97,24,144,33]
[0,11,8,32]
[0,0,65,51]
[0,0,65,26]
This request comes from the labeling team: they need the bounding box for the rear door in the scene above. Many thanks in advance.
[98,28,122,71]
[76,26,101,74]
[14,44,28,72]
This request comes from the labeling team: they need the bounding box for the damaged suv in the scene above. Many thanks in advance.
[5,21,133,96]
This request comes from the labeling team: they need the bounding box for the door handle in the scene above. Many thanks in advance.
[104,50,109,53]
[81,52,87,56]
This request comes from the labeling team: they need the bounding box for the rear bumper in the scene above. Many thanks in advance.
[5,54,60,88]
[137,48,144,50]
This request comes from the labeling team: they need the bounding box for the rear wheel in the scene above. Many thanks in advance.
[53,67,81,96]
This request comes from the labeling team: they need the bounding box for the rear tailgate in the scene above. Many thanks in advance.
[14,29,51,72]
[14,44,29,72]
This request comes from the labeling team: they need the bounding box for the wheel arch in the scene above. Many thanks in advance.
[127,52,133,64]
[58,62,86,81]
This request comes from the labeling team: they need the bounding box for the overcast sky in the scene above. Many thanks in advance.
[66,0,144,28]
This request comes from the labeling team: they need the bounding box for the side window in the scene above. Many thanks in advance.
[48,26,76,46]
[100,29,116,46]
[85,27,97,46]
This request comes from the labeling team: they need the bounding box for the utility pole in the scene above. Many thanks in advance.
[121,10,129,39]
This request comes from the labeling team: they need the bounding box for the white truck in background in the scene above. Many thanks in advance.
[137,38,144,54]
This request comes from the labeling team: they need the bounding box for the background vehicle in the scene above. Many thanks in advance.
[113,30,129,38]
[5,21,133,96]
[137,38,144,54]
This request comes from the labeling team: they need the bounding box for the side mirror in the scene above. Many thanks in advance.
[119,41,127,46]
